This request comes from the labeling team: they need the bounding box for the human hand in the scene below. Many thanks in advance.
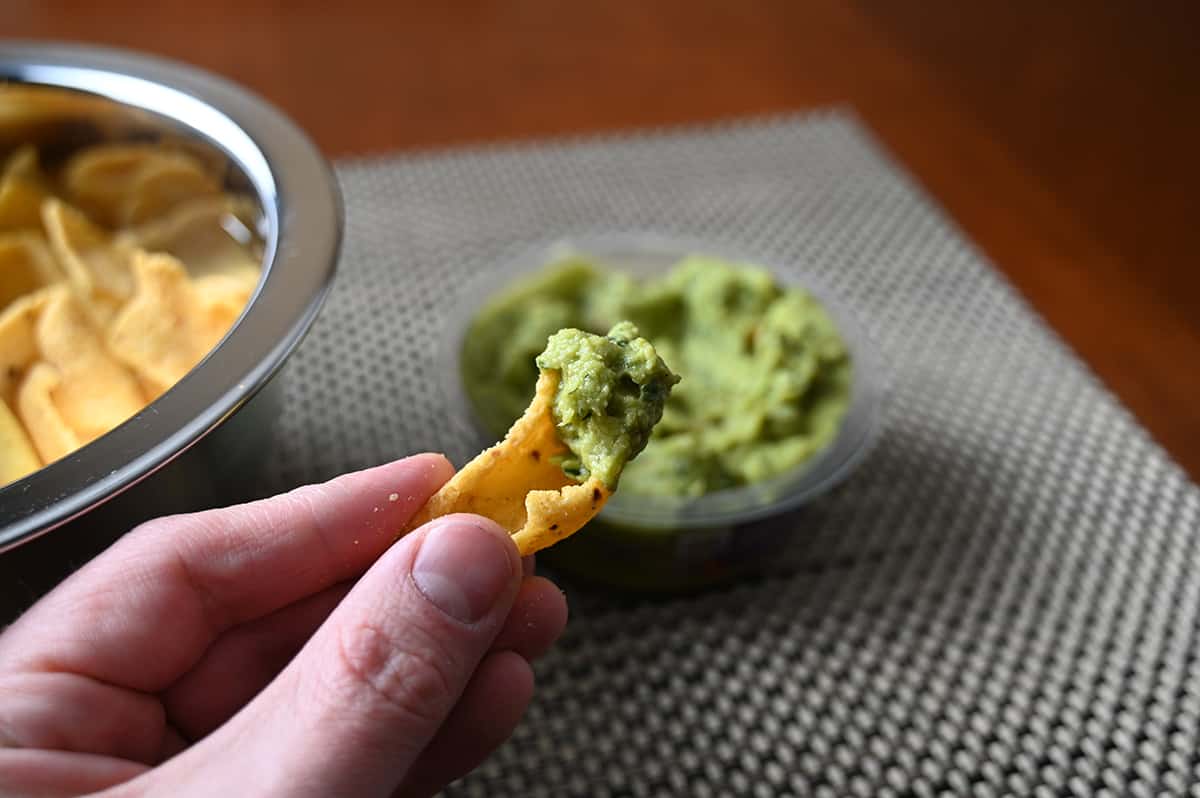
[0,453,568,797]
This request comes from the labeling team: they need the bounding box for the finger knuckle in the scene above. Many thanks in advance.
[124,513,185,543]
[330,617,458,727]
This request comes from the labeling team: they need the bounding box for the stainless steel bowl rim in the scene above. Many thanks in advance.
[0,42,342,550]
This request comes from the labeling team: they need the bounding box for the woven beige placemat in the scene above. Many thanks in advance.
[265,112,1200,797]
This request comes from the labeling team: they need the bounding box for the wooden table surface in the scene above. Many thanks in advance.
[8,1,1198,480]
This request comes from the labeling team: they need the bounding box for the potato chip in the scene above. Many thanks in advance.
[35,288,146,442]
[0,146,51,233]
[0,396,41,483]
[107,251,240,400]
[42,197,134,325]
[0,233,62,310]
[402,371,611,556]
[62,144,220,228]
[16,362,80,465]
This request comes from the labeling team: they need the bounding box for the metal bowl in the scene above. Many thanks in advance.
[0,43,341,616]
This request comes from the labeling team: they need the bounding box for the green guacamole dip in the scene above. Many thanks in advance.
[536,322,680,489]
[461,254,851,497]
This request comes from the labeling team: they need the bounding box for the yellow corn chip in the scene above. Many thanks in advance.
[4,146,39,179]
[0,396,41,484]
[107,251,237,400]
[41,197,133,325]
[121,155,222,226]
[35,289,145,442]
[62,144,219,228]
[62,144,149,226]
[0,286,54,403]
[193,272,256,327]
[403,371,610,556]
[0,178,47,233]
[0,87,124,139]
[117,195,262,287]
[16,362,80,466]
[0,148,50,232]
[0,233,63,310]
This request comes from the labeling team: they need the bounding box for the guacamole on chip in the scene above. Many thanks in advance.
[404,324,677,555]
[537,321,680,489]
[463,253,851,497]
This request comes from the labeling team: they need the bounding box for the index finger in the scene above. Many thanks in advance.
[0,453,454,692]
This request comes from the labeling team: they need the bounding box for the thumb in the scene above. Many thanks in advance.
[131,514,522,798]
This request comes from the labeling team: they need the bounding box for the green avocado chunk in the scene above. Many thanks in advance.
[535,322,680,489]
[461,254,851,497]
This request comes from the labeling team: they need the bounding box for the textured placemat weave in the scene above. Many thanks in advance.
[263,111,1200,797]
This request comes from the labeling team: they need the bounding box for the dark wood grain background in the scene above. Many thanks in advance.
[7,0,1197,479]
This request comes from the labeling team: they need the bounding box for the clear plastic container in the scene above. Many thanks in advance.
[439,232,887,591]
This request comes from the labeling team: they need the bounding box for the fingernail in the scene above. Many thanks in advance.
[413,519,514,623]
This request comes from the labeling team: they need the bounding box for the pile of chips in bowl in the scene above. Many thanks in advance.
[0,142,263,488]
